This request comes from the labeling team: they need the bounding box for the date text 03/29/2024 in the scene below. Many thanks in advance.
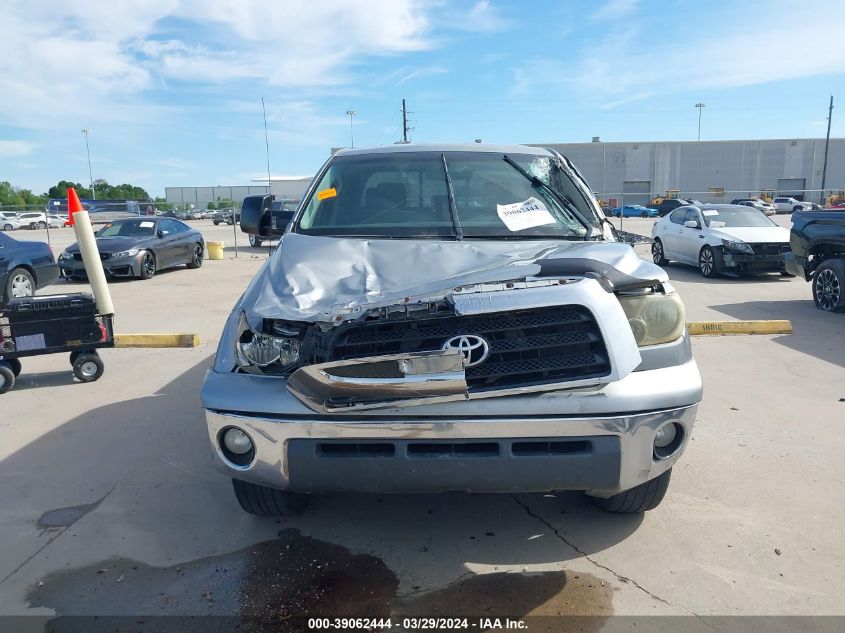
[307,617,528,630]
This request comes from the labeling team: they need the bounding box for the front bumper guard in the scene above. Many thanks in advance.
[286,349,610,413]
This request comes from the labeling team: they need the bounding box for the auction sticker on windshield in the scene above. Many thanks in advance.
[496,197,556,231]
[140,221,155,227]
[317,188,337,201]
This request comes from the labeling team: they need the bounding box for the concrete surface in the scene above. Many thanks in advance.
[0,218,843,620]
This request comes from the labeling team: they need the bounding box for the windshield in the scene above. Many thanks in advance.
[296,151,596,239]
[702,207,777,228]
[97,219,157,237]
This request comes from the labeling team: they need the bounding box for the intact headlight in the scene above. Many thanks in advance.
[618,290,686,346]
[59,251,74,260]
[112,248,140,258]
[722,239,753,254]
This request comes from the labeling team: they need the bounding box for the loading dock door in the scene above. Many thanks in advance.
[778,178,806,200]
[622,181,652,206]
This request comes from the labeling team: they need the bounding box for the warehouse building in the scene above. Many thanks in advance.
[165,176,312,207]
[534,138,845,206]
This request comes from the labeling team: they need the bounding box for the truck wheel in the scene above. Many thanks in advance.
[592,469,672,513]
[231,479,309,517]
[699,246,722,278]
[249,234,263,248]
[652,238,669,266]
[812,259,845,312]
[0,363,15,394]
[72,353,104,382]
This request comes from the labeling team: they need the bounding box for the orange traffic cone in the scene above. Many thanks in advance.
[67,187,84,226]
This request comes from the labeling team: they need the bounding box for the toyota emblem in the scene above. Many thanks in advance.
[441,335,490,367]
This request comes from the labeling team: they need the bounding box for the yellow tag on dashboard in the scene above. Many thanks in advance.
[317,188,337,200]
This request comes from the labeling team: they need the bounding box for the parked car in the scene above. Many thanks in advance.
[610,204,658,218]
[0,213,27,231]
[731,198,776,215]
[785,212,845,312]
[0,232,59,304]
[58,217,205,281]
[650,198,693,217]
[773,197,812,214]
[651,204,791,277]
[16,212,62,230]
[202,143,702,517]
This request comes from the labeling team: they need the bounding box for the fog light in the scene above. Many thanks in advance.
[223,428,253,455]
[654,423,677,448]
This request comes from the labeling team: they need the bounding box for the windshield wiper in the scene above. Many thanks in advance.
[441,153,463,241]
[502,155,593,240]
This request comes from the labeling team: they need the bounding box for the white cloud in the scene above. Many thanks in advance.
[0,140,35,157]
[514,1,845,100]
[590,0,639,21]
[0,0,435,129]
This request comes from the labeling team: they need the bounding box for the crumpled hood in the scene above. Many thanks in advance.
[243,232,667,325]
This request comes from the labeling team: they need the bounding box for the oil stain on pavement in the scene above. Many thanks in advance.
[27,528,612,629]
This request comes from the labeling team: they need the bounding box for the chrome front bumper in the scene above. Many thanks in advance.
[203,358,702,497]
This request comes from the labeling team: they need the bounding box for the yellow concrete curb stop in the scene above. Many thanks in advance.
[687,320,792,336]
[114,333,200,348]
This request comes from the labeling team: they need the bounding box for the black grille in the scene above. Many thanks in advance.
[322,305,610,390]
[751,243,790,256]
[73,253,110,261]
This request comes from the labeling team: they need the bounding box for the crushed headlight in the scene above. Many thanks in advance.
[112,248,140,258]
[618,289,686,346]
[236,314,301,370]
[722,239,753,254]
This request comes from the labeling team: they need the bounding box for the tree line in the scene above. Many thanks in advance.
[0,180,159,209]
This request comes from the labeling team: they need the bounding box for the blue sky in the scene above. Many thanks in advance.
[1,0,844,197]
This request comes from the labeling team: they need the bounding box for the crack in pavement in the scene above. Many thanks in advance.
[0,485,117,588]
[512,494,711,621]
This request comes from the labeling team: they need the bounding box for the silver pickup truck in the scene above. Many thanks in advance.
[201,144,702,516]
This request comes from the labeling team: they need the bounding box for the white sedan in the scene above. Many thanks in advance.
[650,204,792,277]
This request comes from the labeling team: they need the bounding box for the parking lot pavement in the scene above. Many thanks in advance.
[1,220,844,619]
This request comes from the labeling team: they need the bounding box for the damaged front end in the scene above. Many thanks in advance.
[229,270,684,413]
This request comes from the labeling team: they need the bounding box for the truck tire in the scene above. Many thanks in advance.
[231,479,309,517]
[592,469,672,513]
[812,258,845,312]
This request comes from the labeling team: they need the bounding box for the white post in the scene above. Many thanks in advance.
[72,211,114,315]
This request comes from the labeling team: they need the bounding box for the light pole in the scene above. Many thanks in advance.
[695,103,706,141]
[81,128,95,200]
[346,110,357,148]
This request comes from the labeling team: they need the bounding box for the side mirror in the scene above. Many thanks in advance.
[241,195,272,236]
[684,220,699,229]
[157,230,169,238]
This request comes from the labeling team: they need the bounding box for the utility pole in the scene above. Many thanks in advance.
[81,128,95,200]
[820,95,834,205]
[261,97,272,192]
[402,98,409,144]
[346,110,357,148]
[695,103,706,141]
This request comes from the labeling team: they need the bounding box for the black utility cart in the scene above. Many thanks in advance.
[0,293,114,394]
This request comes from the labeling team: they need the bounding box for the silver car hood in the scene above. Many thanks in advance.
[242,233,666,326]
